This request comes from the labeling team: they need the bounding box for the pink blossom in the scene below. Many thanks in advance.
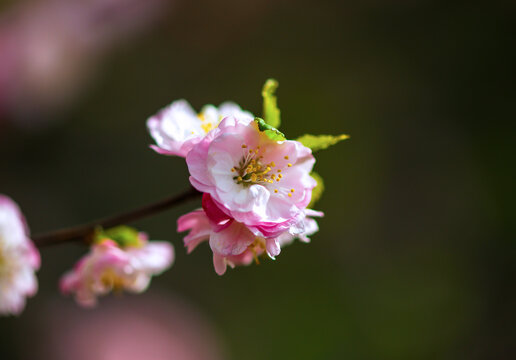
[177,203,322,276]
[186,117,317,237]
[0,195,40,315]
[60,235,173,307]
[147,100,253,157]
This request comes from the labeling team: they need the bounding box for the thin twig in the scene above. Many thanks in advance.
[33,187,201,248]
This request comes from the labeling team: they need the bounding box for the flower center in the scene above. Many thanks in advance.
[231,143,296,197]
[0,245,6,275]
[231,145,276,187]
[197,112,223,134]
[100,269,126,291]
[0,242,16,285]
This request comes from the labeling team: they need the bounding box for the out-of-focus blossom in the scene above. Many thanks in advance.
[33,295,226,360]
[0,0,170,126]
[60,233,173,307]
[186,116,317,238]
[147,100,253,157]
[178,196,322,275]
[0,195,40,315]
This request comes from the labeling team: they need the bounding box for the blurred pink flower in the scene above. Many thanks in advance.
[0,0,170,126]
[0,195,40,315]
[186,116,317,238]
[147,100,254,157]
[60,236,173,307]
[34,295,226,360]
[178,195,322,275]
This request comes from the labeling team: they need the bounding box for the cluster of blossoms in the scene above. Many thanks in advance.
[0,196,173,313]
[148,79,346,274]
[0,79,347,314]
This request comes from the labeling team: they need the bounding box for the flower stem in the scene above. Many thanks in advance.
[33,187,201,248]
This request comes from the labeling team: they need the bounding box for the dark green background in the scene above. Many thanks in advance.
[1,1,514,359]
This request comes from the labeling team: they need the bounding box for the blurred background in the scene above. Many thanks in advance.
[1,0,515,359]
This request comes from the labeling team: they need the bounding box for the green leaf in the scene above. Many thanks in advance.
[99,226,142,248]
[309,172,324,207]
[254,118,286,141]
[262,78,281,129]
[296,134,349,152]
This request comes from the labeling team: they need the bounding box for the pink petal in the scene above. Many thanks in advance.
[213,253,227,276]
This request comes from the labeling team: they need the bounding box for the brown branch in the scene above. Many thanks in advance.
[33,187,201,248]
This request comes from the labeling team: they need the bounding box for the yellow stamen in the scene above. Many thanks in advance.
[274,189,278,193]
[201,122,213,133]
[284,156,289,160]
[287,163,292,167]
[253,252,260,265]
